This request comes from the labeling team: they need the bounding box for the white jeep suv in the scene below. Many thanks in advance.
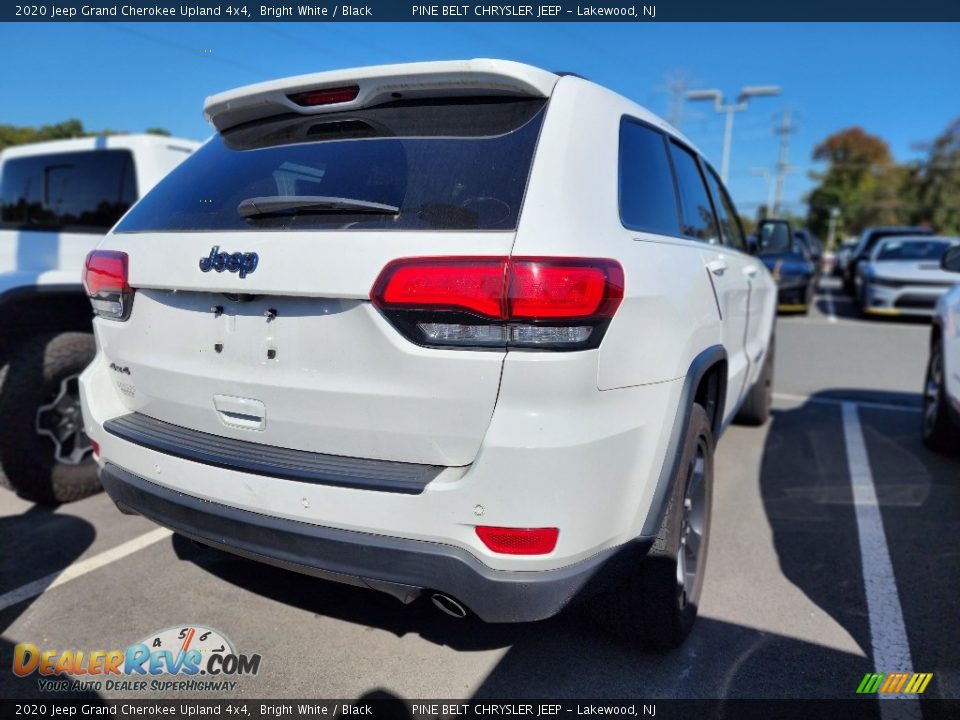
[79,60,776,647]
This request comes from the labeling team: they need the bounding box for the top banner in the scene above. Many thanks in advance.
[4,0,960,22]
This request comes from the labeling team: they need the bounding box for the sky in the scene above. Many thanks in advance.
[1,21,957,215]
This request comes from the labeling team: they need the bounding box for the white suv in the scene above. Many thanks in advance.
[0,135,197,503]
[79,60,776,647]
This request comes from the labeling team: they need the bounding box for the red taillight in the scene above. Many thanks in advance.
[371,257,623,350]
[90,440,100,460]
[83,250,133,320]
[476,526,559,555]
[376,258,506,319]
[287,85,360,107]
[508,260,623,320]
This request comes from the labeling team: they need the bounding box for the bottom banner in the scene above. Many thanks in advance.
[1,699,958,720]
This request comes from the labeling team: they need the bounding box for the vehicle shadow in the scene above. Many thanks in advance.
[0,504,105,700]
[174,535,872,698]
[171,533,531,652]
[757,389,960,700]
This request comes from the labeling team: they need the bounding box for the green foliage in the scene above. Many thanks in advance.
[805,127,902,241]
[0,119,88,152]
[806,120,960,244]
[915,119,960,234]
[0,120,172,152]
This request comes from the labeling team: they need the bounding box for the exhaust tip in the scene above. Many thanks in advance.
[431,593,468,619]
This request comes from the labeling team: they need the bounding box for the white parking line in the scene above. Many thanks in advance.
[773,392,921,413]
[0,527,172,612]
[841,403,919,715]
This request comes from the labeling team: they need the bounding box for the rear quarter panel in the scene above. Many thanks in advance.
[513,76,723,392]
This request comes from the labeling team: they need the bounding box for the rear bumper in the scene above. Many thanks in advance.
[100,463,650,623]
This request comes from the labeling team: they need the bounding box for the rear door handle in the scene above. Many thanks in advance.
[743,264,759,277]
[706,259,727,276]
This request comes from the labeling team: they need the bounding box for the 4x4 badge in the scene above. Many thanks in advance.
[199,246,259,279]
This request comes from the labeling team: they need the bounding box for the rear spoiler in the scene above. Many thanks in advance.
[204,59,561,132]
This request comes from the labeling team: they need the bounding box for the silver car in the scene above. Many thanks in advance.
[856,236,960,317]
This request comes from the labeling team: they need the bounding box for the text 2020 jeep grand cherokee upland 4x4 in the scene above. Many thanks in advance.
[0,135,197,503]
[79,60,777,647]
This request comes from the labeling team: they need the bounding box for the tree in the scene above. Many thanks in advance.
[0,120,171,152]
[0,119,87,152]
[915,118,960,234]
[805,128,906,240]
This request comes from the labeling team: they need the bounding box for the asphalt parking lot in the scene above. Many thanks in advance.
[1,278,958,701]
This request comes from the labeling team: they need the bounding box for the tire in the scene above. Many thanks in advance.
[590,403,714,649]
[735,336,775,426]
[0,332,100,504]
[922,338,960,454]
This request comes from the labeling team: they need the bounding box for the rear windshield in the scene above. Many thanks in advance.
[116,98,547,233]
[1,149,137,233]
[876,239,953,261]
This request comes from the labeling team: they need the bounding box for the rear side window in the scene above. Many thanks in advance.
[703,166,746,251]
[618,119,681,235]
[668,142,719,244]
[0,149,137,233]
[116,98,547,233]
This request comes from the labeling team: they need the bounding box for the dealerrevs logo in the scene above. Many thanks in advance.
[13,625,261,694]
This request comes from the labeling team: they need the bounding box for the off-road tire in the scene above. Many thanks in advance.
[0,332,100,504]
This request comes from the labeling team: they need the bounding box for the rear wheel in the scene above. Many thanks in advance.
[735,336,775,426]
[0,332,100,504]
[591,403,714,648]
[922,338,960,454]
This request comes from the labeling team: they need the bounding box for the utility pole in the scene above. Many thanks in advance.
[772,106,798,216]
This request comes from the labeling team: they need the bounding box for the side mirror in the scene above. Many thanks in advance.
[746,235,759,255]
[756,219,795,255]
[942,245,960,273]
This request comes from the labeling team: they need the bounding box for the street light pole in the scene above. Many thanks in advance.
[720,104,739,183]
[826,206,841,250]
[686,86,781,184]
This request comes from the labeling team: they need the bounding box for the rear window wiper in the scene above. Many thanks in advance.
[237,195,400,219]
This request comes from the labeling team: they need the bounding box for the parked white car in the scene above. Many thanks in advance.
[0,134,198,503]
[923,245,960,452]
[79,60,776,647]
[856,235,960,317]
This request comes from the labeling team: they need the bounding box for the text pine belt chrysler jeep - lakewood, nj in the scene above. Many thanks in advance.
[79,60,777,648]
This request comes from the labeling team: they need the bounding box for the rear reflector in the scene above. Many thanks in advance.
[476,526,559,555]
[371,257,623,350]
[288,85,360,107]
[83,250,133,321]
[90,440,100,460]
